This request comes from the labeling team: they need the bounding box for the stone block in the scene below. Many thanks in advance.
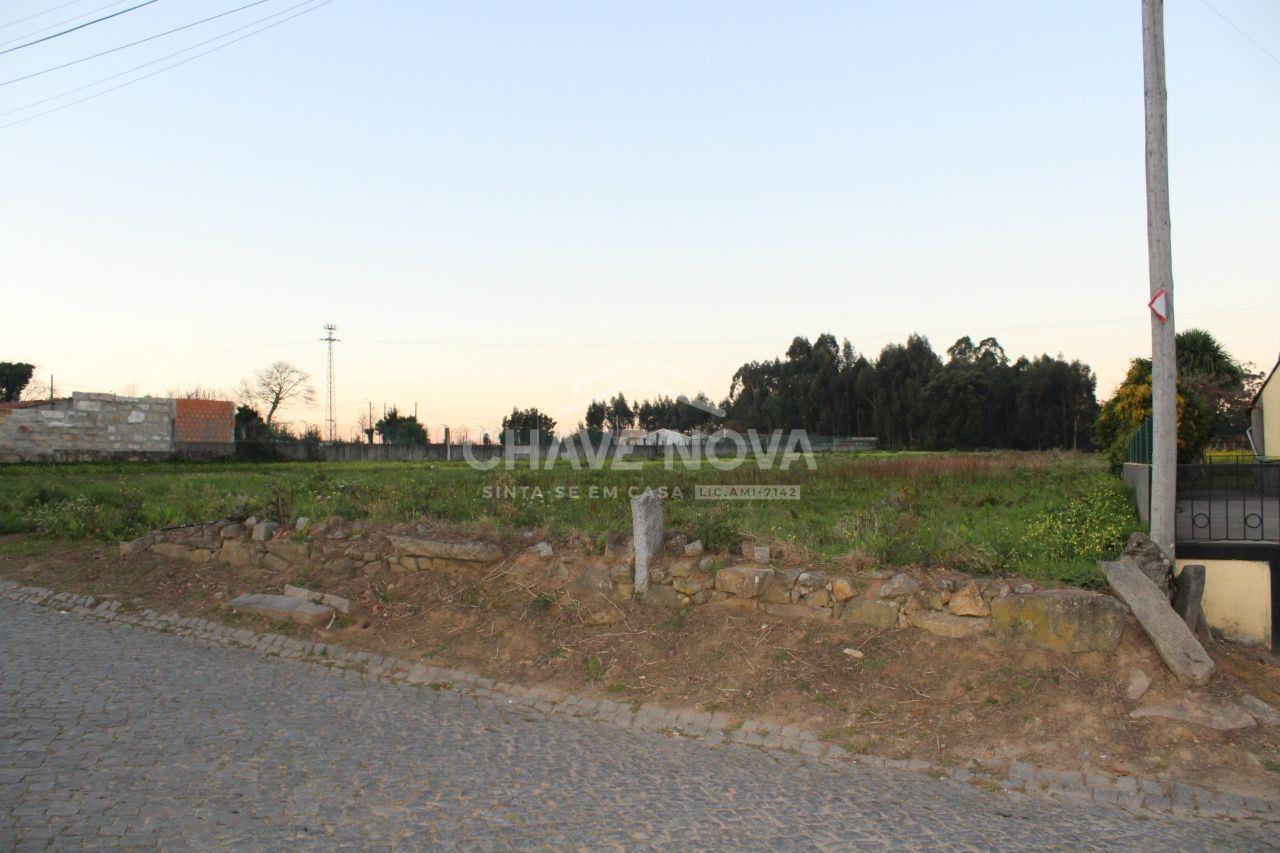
[842,598,899,628]
[631,490,664,594]
[908,610,990,639]
[947,582,989,617]
[714,565,774,599]
[283,584,351,614]
[638,584,684,609]
[1130,694,1254,731]
[219,540,261,568]
[875,573,919,599]
[266,539,309,565]
[990,588,1125,654]
[1101,559,1214,684]
[764,602,827,621]
[830,577,856,602]
[387,535,502,564]
[229,593,332,626]
[1173,564,1205,632]
[252,521,280,542]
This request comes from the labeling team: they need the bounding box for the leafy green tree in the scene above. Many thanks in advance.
[582,400,608,437]
[1093,359,1212,462]
[606,394,634,433]
[502,407,556,444]
[375,407,428,445]
[0,362,35,402]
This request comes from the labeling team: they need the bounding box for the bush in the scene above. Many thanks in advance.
[1021,481,1137,566]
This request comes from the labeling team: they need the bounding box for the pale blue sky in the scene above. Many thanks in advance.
[3,0,1277,438]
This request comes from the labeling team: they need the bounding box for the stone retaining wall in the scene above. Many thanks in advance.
[131,518,1128,656]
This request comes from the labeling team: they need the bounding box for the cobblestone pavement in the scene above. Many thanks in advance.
[0,601,1272,850]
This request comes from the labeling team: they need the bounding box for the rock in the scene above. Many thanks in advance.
[1012,583,1035,595]
[118,537,149,557]
[387,535,502,564]
[219,523,245,540]
[229,593,332,626]
[760,571,797,604]
[714,565,774,599]
[252,521,279,542]
[983,581,1011,599]
[325,556,356,576]
[265,539,309,566]
[638,584,685,609]
[795,571,827,593]
[683,540,704,557]
[763,602,826,621]
[875,573,920,599]
[830,577,856,602]
[530,541,554,559]
[672,576,707,596]
[990,589,1126,654]
[1240,694,1280,726]
[1123,532,1173,599]
[1130,695,1255,731]
[1101,559,1214,684]
[1126,668,1151,701]
[842,598,900,629]
[801,588,831,608]
[283,584,351,614]
[219,540,260,568]
[294,517,310,531]
[842,647,864,660]
[244,516,258,528]
[152,542,207,563]
[665,532,688,553]
[631,490,664,594]
[1173,564,1206,632]
[948,582,990,617]
[908,610,990,639]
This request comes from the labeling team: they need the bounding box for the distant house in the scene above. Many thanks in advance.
[635,428,692,446]
[1249,354,1280,459]
[614,428,647,446]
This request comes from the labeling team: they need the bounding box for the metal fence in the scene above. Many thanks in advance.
[1176,462,1280,543]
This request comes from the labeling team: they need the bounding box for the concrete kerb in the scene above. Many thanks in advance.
[0,577,1275,826]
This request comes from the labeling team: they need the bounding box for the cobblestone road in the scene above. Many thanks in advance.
[0,601,1271,850]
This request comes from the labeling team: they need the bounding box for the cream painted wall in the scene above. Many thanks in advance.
[1175,559,1272,647]
[1261,371,1280,460]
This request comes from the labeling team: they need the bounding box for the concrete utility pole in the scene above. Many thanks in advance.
[1143,0,1178,557]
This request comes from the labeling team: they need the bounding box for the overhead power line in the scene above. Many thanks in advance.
[1,0,327,116]
[0,0,93,31]
[1196,0,1280,68]
[1,0,274,87]
[0,0,337,131]
[0,0,159,57]
[1,0,139,47]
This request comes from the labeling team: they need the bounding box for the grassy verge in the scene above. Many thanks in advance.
[0,451,1140,587]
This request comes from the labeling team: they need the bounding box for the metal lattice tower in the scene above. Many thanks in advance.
[322,324,339,442]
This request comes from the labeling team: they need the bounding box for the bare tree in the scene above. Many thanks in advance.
[247,361,316,426]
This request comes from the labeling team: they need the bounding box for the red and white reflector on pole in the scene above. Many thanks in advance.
[1148,288,1169,324]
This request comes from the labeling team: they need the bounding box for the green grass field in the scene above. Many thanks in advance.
[0,451,1140,588]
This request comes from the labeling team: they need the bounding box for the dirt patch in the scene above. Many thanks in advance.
[3,534,1279,800]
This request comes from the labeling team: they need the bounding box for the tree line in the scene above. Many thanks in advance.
[580,333,1099,451]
